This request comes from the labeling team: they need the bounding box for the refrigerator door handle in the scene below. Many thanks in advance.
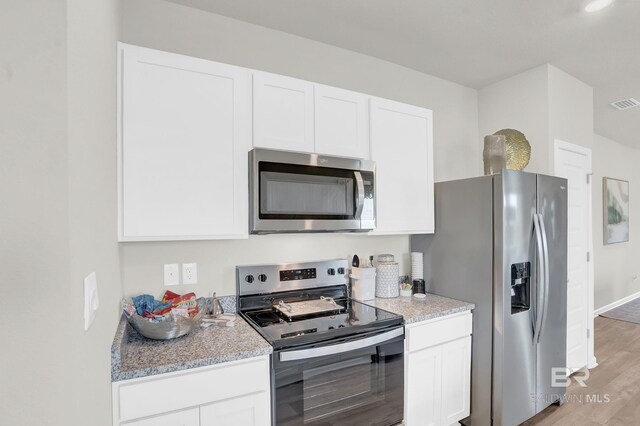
[533,213,545,344]
[537,213,551,343]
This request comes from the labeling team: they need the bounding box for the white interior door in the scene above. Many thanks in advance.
[554,140,594,371]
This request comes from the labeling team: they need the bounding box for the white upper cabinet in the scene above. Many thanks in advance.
[253,73,369,159]
[314,84,369,159]
[118,43,251,241]
[118,43,436,240]
[253,72,314,153]
[370,98,434,234]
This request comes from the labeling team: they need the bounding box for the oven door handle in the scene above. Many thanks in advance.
[279,327,404,362]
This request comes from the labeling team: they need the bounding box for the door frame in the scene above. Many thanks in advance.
[553,139,597,369]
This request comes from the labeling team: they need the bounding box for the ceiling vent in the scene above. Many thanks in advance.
[610,98,640,110]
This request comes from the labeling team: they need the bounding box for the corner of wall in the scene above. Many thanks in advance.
[478,64,550,174]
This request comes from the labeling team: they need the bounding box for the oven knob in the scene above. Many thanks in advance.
[327,268,336,276]
[328,326,335,330]
[338,324,345,328]
[258,274,267,282]
[244,274,254,284]
[337,267,345,275]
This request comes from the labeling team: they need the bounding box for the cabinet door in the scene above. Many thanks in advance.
[315,84,369,159]
[253,72,314,153]
[200,392,270,426]
[406,345,442,426]
[125,407,199,426]
[118,43,251,241]
[440,336,471,425]
[370,98,434,234]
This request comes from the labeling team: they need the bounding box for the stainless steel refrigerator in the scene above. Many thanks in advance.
[411,170,567,426]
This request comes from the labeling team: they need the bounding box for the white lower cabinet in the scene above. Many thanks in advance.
[124,408,199,426]
[405,312,472,426]
[200,393,269,426]
[113,356,270,426]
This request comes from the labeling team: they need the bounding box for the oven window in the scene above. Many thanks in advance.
[273,335,404,426]
[259,162,356,219]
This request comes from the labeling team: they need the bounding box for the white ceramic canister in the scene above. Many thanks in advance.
[350,267,376,301]
[375,254,400,298]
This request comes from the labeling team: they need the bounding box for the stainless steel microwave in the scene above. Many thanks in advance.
[249,148,375,234]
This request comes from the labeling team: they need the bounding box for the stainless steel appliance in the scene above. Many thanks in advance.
[411,170,568,426]
[249,148,375,233]
[237,259,404,426]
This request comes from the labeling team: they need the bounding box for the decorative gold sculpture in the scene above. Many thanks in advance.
[493,129,531,170]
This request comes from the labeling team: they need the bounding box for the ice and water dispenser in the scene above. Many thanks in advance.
[510,262,530,314]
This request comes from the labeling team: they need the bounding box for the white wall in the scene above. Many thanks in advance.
[0,1,122,425]
[120,0,480,297]
[479,64,594,176]
[592,134,640,309]
[67,0,122,422]
[0,1,72,424]
[478,65,550,174]
[548,66,594,163]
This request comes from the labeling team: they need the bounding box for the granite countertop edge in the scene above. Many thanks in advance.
[112,345,272,382]
[401,303,475,324]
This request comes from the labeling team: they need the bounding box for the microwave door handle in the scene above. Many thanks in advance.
[279,327,403,362]
[354,171,365,219]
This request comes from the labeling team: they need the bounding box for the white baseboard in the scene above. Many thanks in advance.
[594,290,640,317]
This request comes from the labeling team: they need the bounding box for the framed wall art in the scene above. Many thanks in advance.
[603,177,629,244]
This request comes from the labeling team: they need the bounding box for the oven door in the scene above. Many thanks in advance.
[272,327,404,426]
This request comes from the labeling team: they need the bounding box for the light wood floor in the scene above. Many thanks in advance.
[524,316,640,425]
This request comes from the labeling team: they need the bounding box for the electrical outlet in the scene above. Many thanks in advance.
[164,264,179,286]
[183,263,197,285]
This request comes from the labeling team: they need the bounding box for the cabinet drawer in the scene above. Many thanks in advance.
[123,407,199,426]
[115,357,269,423]
[407,312,472,353]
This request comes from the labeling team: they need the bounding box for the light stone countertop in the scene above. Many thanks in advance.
[111,293,473,382]
[111,313,272,382]
[366,293,474,324]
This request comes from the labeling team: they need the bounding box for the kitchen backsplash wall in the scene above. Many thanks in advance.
[121,234,410,297]
[120,0,481,299]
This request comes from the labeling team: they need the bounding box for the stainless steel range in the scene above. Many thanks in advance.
[237,259,404,426]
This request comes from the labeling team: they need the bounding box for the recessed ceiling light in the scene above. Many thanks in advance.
[585,0,615,13]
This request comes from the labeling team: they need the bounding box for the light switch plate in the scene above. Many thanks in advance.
[84,272,99,331]
[164,264,179,286]
[182,263,197,285]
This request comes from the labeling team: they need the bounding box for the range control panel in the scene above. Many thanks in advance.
[236,259,349,296]
[280,268,317,281]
